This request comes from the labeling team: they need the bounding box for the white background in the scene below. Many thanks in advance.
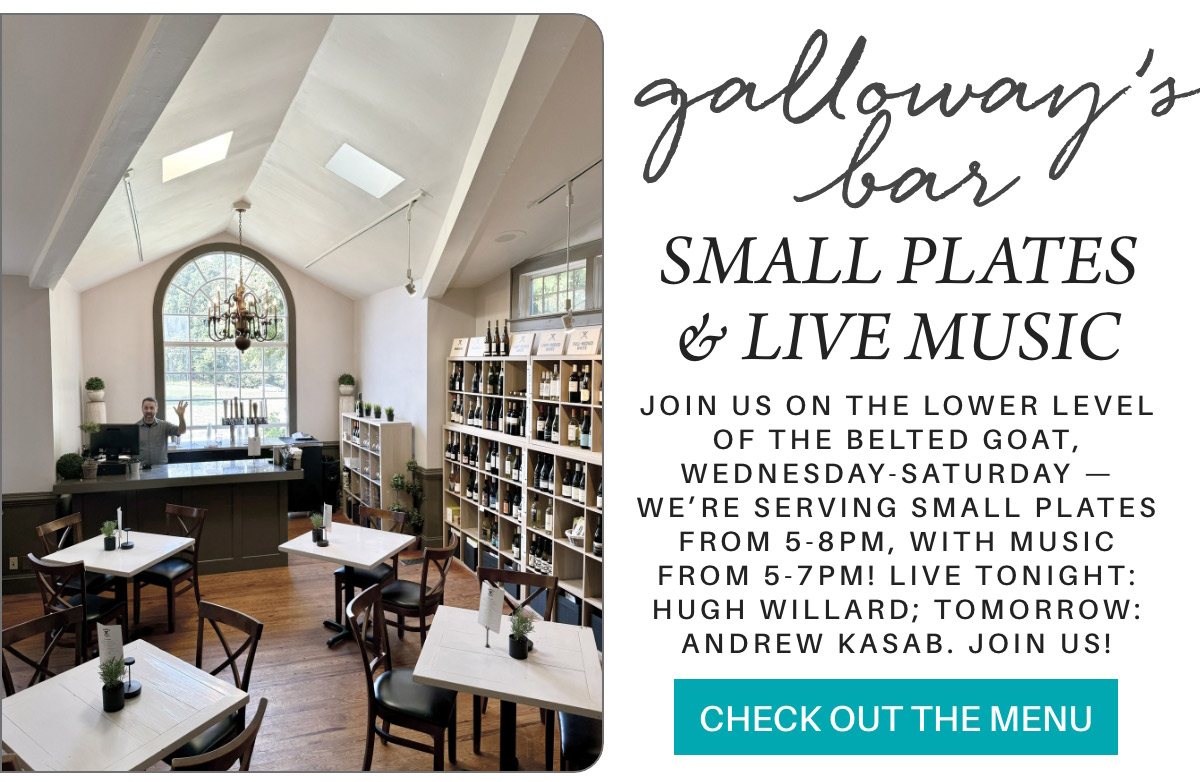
[14,1,1199,777]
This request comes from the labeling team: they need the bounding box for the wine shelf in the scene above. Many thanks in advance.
[340,413,412,522]
[441,350,603,630]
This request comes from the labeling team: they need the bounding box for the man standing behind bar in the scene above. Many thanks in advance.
[139,396,187,467]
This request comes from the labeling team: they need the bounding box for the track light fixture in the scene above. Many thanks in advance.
[561,180,576,334]
[404,206,417,297]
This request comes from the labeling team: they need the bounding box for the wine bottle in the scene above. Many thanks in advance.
[568,363,580,403]
[546,458,555,494]
[513,487,523,521]
[536,405,547,440]
[593,517,602,554]
[575,463,586,503]
[544,499,554,532]
[529,500,539,532]
[504,446,512,477]
[580,412,591,450]
[562,462,572,499]
[580,365,591,403]
[485,321,493,356]
[551,406,560,444]
[596,476,602,510]
[513,531,522,559]
[502,319,510,355]
[551,364,560,400]
[567,408,579,448]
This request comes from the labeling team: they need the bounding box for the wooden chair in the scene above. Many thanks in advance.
[347,585,457,771]
[35,513,116,596]
[332,506,404,624]
[164,601,263,763]
[171,698,268,771]
[2,605,85,696]
[133,504,207,633]
[380,535,456,647]
[28,553,126,658]
[472,567,558,766]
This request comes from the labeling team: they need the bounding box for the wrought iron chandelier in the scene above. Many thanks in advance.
[207,201,281,351]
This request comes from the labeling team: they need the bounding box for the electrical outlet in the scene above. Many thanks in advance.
[8,556,16,571]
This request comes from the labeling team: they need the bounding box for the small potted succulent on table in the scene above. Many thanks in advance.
[311,513,329,546]
[85,376,106,402]
[509,607,535,660]
[101,520,119,550]
[373,403,382,420]
[338,373,356,396]
[384,406,394,422]
[100,656,125,712]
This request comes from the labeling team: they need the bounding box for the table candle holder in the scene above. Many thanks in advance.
[123,656,141,698]
[119,526,135,550]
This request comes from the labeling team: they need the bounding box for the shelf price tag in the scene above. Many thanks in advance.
[536,330,567,356]
[566,327,602,356]
[449,337,469,357]
[466,337,486,357]
[509,332,536,357]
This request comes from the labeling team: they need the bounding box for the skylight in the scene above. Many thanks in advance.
[325,143,405,198]
[162,131,233,183]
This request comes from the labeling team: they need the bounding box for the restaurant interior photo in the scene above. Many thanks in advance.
[1,13,603,771]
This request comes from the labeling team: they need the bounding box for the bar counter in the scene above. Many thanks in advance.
[54,460,303,575]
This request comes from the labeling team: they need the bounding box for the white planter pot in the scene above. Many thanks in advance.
[339,384,355,396]
[87,390,105,402]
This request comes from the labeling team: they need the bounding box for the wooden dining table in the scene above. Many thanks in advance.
[412,606,603,770]
[43,530,196,637]
[1,639,248,771]
[278,523,416,647]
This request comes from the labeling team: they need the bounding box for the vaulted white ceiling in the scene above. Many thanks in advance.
[3,14,601,299]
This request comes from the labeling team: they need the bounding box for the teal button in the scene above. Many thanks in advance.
[675,679,1116,755]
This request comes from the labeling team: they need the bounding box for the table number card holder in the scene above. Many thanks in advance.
[117,506,134,550]
[478,583,503,647]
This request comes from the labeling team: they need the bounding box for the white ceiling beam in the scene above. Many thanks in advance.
[28,14,218,290]
[421,14,586,299]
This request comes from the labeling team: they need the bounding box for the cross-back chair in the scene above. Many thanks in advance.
[332,506,405,625]
[472,566,559,765]
[35,513,116,595]
[163,601,263,763]
[380,535,456,647]
[133,504,207,633]
[27,553,126,658]
[171,698,268,771]
[2,605,85,696]
[347,584,457,771]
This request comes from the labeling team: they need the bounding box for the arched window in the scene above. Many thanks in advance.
[153,243,297,445]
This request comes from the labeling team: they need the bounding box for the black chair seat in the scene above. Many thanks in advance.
[164,714,237,762]
[380,580,440,611]
[374,669,456,726]
[138,557,194,584]
[61,571,116,594]
[335,563,394,587]
[558,712,602,769]
[65,592,126,624]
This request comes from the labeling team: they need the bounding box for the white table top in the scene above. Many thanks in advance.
[278,523,416,569]
[413,606,602,718]
[1,639,248,771]
[43,531,195,578]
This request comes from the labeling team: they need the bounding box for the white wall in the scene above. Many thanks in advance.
[79,234,354,441]
[49,279,83,459]
[354,288,429,464]
[428,289,477,464]
[473,269,511,336]
[2,277,56,493]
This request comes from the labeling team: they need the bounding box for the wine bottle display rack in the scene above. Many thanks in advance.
[442,352,603,630]
[340,414,413,519]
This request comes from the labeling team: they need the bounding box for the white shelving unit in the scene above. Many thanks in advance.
[339,413,412,520]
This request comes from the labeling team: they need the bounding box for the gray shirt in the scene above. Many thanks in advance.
[138,418,179,466]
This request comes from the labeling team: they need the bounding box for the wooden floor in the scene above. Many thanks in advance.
[2,514,566,771]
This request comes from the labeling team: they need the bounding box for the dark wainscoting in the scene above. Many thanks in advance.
[2,492,68,595]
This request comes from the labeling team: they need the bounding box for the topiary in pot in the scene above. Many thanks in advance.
[85,376,106,401]
[101,520,119,550]
[373,404,381,419]
[338,373,356,395]
[57,453,84,480]
[311,513,328,546]
[385,406,394,422]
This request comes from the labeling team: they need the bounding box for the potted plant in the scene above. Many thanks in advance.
[509,607,534,660]
[85,376,106,402]
[100,656,125,712]
[82,456,99,480]
[389,459,425,545]
[101,520,119,550]
[310,513,329,546]
[384,406,394,422]
[338,373,356,396]
[57,453,84,481]
[373,404,382,419]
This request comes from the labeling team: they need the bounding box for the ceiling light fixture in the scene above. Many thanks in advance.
[404,206,417,297]
[561,180,576,334]
[208,201,281,351]
[122,169,145,264]
[325,143,405,198]
[162,131,233,183]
